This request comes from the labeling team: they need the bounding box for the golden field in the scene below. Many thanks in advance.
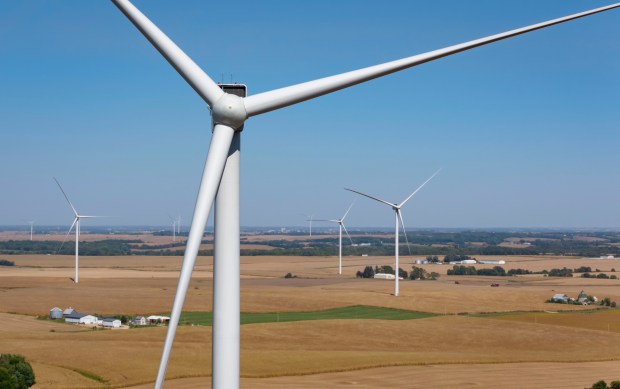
[1,251,620,388]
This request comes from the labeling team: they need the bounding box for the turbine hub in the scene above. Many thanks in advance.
[212,93,247,130]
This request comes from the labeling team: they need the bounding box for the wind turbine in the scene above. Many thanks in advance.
[54,178,101,284]
[110,1,620,387]
[176,215,182,236]
[168,215,176,242]
[304,213,314,237]
[346,170,440,297]
[27,221,34,241]
[315,202,355,275]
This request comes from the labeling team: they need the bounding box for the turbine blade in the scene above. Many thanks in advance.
[112,0,224,108]
[397,210,413,258]
[56,218,78,255]
[341,200,355,221]
[345,188,397,208]
[243,3,620,117]
[400,169,441,208]
[155,124,235,387]
[314,219,339,223]
[341,222,353,245]
[53,177,78,217]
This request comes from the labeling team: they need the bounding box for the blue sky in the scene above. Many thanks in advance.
[0,0,619,229]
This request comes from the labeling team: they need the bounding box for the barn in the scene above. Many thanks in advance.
[64,311,98,325]
[49,307,63,319]
[102,318,122,328]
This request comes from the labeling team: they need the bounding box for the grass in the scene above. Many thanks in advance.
[70,368,108,383]
[179,305,436,326]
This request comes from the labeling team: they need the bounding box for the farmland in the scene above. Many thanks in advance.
[1,232,620,387]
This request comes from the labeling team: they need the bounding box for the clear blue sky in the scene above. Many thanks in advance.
[0,1,619,229]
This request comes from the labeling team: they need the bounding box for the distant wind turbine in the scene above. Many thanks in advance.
[304,213,315,237]
[346,169,440,296]
[54,178,103,284]
[110,1,620,387]
[27,221,34,241]
[315,201,355,275]
[168,215,177,242]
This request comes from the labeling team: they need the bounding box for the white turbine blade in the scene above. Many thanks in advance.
[345,188,397,208]
[112,0,224,108]
[341,200,356,221]
[314,219,339,223]
[154,124,235,387]
[243,3,620,117]
[400,169,441,208]
[341,222,353,245]
[53,177,78,217]
[397,210,413,258]
[56,218,78,255]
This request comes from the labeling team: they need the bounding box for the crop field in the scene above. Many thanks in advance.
[1,249,620,388]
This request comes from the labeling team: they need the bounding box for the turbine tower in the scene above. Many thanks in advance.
[54,178,101,284]
[315,202,355,275]
[304,213,314,237]
[168,215,176,242]
[110,1,620,387]
[346,170,440,297]
[28,221,34,241]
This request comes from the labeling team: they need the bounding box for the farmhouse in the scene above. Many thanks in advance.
[551,294,569,303]
[49,307,63,319]
[132,316,147,326]
[64,311,98,325]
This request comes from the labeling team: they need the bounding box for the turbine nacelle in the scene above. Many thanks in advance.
[212,93,247,130]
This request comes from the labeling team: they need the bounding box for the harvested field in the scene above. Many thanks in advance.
[1,253,620,387]
[126,361,620,389]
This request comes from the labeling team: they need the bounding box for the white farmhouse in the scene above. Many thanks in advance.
[132,316,147,326]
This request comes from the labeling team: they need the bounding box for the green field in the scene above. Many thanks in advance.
[178,305,435,326]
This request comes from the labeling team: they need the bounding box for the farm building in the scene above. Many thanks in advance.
[102,318,122,328]
[147,315,170,324]
[132,316,147,326]
[551,294,569,303]
[49,307,63,319]
[374,273,395,280]
[64,311,98,325]
[478,260,506,265]
[63,307,74,317]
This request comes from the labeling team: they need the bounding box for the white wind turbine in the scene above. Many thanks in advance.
[27,221,34,241]
[110,1,620,387]
[304,213,315,237]
[314,202,355,275]
[346,170,441,296]
[54,178,102,284]
[168,215,177,242]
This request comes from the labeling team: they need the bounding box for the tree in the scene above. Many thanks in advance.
[426,255,439,263]
[410,266,428,280]
[591,380,607,389]
[0,354,35,389]
[398,267,408,279]
[610,381,620,389]
[362,265,375,279]
[429,272,440,280]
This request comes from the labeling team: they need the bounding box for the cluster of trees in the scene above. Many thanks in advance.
[600,297,617,308]
[582,273,617,279]
[588,379,620,389]
[0,240,136,256]
[547,267,573,277]
[507,268,532,275]
[0,259,14,266]
[409,266,439,280]
[447,265,507,276]
[442,254,475,263]
[0,354,35,388]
